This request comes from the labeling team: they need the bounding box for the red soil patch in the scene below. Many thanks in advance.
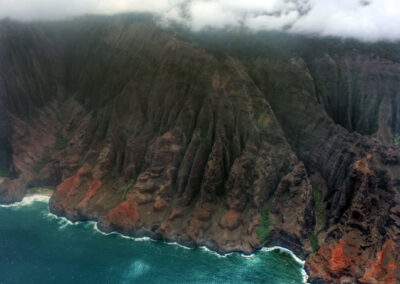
[56,168,87,197]
[308,238,359,281]
[360,240,400,284]
[153,198,166,211]
[169,208,184,220]
[330,238,357,274]
[354,154,372,174]
[107,200,139,223]
[220,210,241,230]
[78,180,102,207]
[308,237,399,282]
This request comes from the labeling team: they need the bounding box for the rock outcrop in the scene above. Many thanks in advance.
[0,15,399,283]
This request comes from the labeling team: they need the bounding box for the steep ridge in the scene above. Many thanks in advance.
[310,53,400,142]
[249,57,400,283]
[0,15,399,283]
[0,19,64,201]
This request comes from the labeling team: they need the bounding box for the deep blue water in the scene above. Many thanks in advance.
[0,196,306,284]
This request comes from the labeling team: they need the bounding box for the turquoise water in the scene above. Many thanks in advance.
[0,196,306,284]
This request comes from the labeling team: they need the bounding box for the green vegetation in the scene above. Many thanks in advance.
[0,166,10,177]
[28,186,55,194]
[308,233,320,252]
[32,156,51,174]
[376,207,388,225]
[257,208,274,243]
[56,132,70,150]
[117,179,135,196]
[313,187,327,230]
[393,133,400,147]
[103,172,119,185]
[103,172,135,197]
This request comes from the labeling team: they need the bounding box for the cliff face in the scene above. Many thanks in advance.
[0,15,399,283]
[311,53,400,142]
[250,57,400,283]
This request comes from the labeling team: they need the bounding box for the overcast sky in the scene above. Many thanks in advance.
[0,0,399,41]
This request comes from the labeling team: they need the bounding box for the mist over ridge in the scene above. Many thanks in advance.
[1,0,400,41]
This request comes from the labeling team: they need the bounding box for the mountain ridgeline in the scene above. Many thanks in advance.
[0,14,400,283]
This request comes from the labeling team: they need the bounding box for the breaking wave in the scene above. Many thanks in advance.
[1,194,308,283]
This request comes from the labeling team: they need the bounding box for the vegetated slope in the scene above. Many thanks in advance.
[0,14,399,283]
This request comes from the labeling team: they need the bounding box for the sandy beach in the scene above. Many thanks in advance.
[26,187,54,197]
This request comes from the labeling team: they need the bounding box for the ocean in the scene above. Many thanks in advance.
[0,196,307,284]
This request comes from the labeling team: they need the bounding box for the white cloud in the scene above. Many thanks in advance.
[189,1,238,30]
[291,0,400,41]
[0,0,399,41]
[246,10,300,31]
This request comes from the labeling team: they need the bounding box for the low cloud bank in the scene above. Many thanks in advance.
[0,0,399,41]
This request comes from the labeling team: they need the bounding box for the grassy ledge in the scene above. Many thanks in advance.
[32,156,52,174]
[257,208,274,243]
[27,186,56,196]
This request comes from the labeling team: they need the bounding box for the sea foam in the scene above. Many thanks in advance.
[1,195,309,283]
[261,247,308,283]
[0,195,50,208]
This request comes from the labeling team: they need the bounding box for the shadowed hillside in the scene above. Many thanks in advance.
[0,14,399,283]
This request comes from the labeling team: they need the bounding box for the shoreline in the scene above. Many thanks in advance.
[26,191,53,197]
[1,193,309,283]
[26,187,54,197]
[0,194,51,208]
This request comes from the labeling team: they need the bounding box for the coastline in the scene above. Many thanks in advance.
[0,194,50,208]
[1,194,309,283]
[26,187,54,197]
